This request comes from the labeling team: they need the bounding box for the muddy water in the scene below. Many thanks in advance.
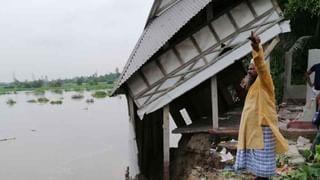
[0,91,128,180]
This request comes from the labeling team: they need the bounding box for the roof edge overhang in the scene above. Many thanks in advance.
[111,0,212,96]
[136,20,290,119]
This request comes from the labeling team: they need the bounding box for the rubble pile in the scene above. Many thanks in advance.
[170,134,220,180]
[171,131,319,179]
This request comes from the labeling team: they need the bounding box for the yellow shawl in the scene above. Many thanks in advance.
[237,46,288,154]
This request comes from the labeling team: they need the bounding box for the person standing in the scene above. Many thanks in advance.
[306,63,320,151]
[306,62,320,111]
[234,32,288,180]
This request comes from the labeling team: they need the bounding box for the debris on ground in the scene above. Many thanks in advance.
[171,128,318,180]
[296,136,312,154]
[219,148,234,163]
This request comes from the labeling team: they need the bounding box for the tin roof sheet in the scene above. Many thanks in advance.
[112,0,211,94]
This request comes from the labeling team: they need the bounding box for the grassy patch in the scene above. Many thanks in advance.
[0,82,114,95]
[51,89,63,94]
[33,89,46,96]
[71,94,84,99]
[27,99,37,103]
[6,99,16,105]
[37,97,49,103]
[92,91,107,98]
[50,100,63,105]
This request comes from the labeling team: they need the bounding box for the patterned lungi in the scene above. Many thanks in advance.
[234,127,276,177]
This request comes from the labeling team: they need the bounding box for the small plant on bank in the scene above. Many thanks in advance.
[37,97,49,103]
[6,99,16,105]
[27,99,37,103]
[33,89,45,96]
[50,100,63,105]
[86,98,94,103]
[51,89,63,94]
[92,91,107,98]
[71,94,84,99]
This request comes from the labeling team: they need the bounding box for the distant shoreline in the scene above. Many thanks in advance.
[0,72,119,96]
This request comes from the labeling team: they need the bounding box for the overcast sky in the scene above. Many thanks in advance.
[0,0,153,82]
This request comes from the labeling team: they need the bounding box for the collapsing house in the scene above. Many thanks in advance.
[112,0,289,179]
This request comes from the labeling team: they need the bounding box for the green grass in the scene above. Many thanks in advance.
[71,94,84,99]
[27,99,37,103]
[92,91,107,98]
[37,97,49,103]
[33,89,46,96]
[50,100,63,105]
[0,82,114,96]
[51,89,63,94]
[6,99,16,105]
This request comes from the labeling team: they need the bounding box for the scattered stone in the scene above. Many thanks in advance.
[285,145,305,166]
[296,136,312,155]
[287,140,296,145]
[297,136,310,145]
[286,145,301,157]
[288,156,305,165]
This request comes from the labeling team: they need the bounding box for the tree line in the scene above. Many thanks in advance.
[1,71,120,90]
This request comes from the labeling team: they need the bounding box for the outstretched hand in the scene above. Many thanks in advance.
[249,31,260,51]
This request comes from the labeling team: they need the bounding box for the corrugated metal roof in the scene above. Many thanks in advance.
[136,21,291,119]
[112,0,211,95]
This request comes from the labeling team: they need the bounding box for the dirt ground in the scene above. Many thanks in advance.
[169,134,256,180]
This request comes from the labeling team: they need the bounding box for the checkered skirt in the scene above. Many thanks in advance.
[234,127,276,177]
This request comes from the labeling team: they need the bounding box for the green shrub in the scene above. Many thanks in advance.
[33,89,45,96]
[50,100,63,105]
[27,99,37,103]
[51,89,63,94]
[71,94,84,99]
[6,99,16,105]
[92,91,107,98]
[37,97,49,103]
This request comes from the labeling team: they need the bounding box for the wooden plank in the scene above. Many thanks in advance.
[127,95,140,177]
[208,127,239,135]
[172,122,212,134]
[171,117,240,134]
[169,103,187,127]
[211,76,219,128]
[163,105,170,180]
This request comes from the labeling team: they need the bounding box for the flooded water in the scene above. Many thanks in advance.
[0,91,129,180]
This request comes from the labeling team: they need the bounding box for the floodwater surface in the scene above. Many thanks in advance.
[0,91,129,180]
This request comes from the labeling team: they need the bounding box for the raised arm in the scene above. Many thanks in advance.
[250,32,274,94]
[306,67,314,87]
